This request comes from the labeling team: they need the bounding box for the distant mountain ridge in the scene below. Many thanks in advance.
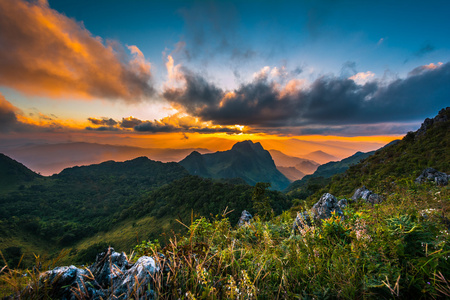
[303,150,339,164]
[277,166,306,182]
[2,142,211,176]
[302,151,375,181]
[180,140,291,190]
[268,150,319,177]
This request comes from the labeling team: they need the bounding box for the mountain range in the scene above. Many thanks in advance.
[268,149,320,179]
[0,142,212,176]
[1,108,449,298]
[1,107,448,269]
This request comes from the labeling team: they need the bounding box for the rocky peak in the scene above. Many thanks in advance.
[416,107,449,137]
[185,150,202,158]
[231,140,265,153]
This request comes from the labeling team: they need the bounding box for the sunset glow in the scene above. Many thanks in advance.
[1,0,449,175]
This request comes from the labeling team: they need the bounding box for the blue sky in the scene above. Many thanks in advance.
[48,0,450,81]
[0,0,449,141]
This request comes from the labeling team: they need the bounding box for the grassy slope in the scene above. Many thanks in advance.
[296,109,450,206]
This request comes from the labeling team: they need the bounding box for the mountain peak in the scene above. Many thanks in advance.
[187,150,202,157]
[180,140,290,190]
[231,140,264,152]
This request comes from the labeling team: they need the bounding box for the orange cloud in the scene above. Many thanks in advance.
[0,92,87,132]
[349,71,375,85]
[0,0,154,101]
[84,112,246,134]
[165,55,185,86]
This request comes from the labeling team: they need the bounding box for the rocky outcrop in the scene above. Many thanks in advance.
[39,265,104,299]
[293,193,347,232]
[312,193,346,221]
[351,186,383,204]
[25,248,159,300]
[237,210,253,226]
[292,211,313,231]
[416,107,449,137]
[415,168,449,186]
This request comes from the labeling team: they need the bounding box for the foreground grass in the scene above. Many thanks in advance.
[128,184,449,299]
[1,184,449,299]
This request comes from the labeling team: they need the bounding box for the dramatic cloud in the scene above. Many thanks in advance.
[0,92,69,132]
[349,71,375,85]
[0,94,20,132]
[133,114,243,134]
[85,126,120,131]
[164,68,224,115]
[120,117,143,129]
[163,62,450,131]
[88,118,118,126]
[134,120,241,134]
[408,62,443,76]
[85,113,243,134]
[0,0,154,101]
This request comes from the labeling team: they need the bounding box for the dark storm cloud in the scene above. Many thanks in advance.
[87,117,118,126]
[163,68,224,115]
[134,122,177,133]
[85,126,119,131]
[163,62,450,129]
[120,117,143,128]
[134,120,241,134]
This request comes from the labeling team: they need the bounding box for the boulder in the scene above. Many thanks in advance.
[293,193,347,232]
[415,168,449,186]
[311,193,346,221]
[351,186,383,204]
[237,210,253,226]
[38,265,103,299]
[90,247,129,288]
[292,211,313,231]
[111,256,159,299]
[26,248,159,300]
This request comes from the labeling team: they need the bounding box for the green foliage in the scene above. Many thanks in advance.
[75,242,112,264]
[0,154,41,190]
[0,157,188,258]
[252,182,274,221]
[1,247,22,267]
[286,176,331,202]
[133,239,160,259]
[121,176,290,226]
[121,185,450,299]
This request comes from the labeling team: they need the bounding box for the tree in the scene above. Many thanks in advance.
[252,182,273,221]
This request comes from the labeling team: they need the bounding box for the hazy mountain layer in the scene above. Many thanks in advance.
[268,149,319,175]
[1,142,211,176]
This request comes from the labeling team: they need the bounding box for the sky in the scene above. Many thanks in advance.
[0,0,449,163]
